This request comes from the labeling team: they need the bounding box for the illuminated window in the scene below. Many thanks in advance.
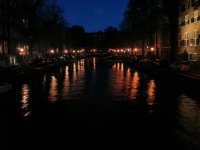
[185,15,189,24]
[189,53,198,61]
[184,32,189,39]
[184,32,189,46]
[194,11,198,22]
[193,30,197,46]
[3,41,8,53]
[193,30,197,38]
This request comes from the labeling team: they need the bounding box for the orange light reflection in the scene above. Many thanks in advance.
[130,72,140,100]
[93,57,96,69]
[147,80,156,106]
[49,76,58,102]
[21,84,31,117]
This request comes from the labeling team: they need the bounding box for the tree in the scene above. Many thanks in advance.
[42,1,68,53]
[67,25,87,50]
[16,0,69,59]
[120,0,163,57]
[163,0,179,62]
[101,26,120,51]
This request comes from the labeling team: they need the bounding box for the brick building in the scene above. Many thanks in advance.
[178,0,200,66]
[0,0,28,65]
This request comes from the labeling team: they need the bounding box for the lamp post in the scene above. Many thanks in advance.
[134,48,137,56]
[150,47,154,52]
[150,47,155,60]
[18,48,25,63]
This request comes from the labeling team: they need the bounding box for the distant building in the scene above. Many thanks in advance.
[0,0,27,65]
[178,0,200,65]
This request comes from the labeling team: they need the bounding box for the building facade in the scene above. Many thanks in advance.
[178,0,200,66]
[0,0,28,65]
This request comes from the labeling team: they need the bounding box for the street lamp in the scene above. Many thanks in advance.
[18,48,26,63]
[64,50,68,54]
[50,49,54,54]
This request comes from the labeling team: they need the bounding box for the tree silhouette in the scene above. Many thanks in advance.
[120,0,164,57]
[101,26,120,51]
[67,25,86,50]
[163,0,179,62]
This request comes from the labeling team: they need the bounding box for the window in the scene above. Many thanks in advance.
[179,18,181,26]
[185,15,189,24]
[184,32,189,46]
[193,30,198,46]
[0,40,3,54]
[184,32,189,39]
[192,0,200,8]
[189,53,198,61]
[0,40,8,54]
[178,33,181,47]
[3,41,8,54]
[199,34,200,45]
[185,2,190,10]
[193,30,197,39]
[194,11,198,22]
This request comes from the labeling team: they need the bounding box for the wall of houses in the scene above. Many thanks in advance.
[178,0,200,65]
[0,0,27,65]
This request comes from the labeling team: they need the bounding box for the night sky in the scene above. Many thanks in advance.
[57,0,129,32]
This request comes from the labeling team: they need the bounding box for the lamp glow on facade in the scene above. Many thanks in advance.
[150,47,154,51]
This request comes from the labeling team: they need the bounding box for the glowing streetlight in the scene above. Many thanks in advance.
[150,47,154,51]
[50,49,54,54]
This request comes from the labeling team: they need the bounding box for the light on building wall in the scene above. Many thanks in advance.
[150,47,154,51]
[50,49,54,54]
[20,48,24,52]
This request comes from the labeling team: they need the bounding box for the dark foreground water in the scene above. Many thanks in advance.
[1,57,200,149]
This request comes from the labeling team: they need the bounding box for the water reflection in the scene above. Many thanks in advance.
[62,66,70,98]
[2,57,200,150]
[130,72,140,101]
[49,76,58,102]
[113,62,124,71]
[93,57,96,69]
[147,80,156,106]
[176,94,200,148]
[61,59,86,100]
[20,84,31,117]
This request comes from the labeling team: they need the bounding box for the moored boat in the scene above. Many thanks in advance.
[0,83,12,94]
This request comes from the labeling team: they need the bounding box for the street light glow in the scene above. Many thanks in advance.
[50,49,55,54]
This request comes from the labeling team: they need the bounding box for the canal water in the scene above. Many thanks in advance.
[1,57,200,149]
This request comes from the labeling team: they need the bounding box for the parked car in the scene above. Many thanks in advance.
[170,61,191,71]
